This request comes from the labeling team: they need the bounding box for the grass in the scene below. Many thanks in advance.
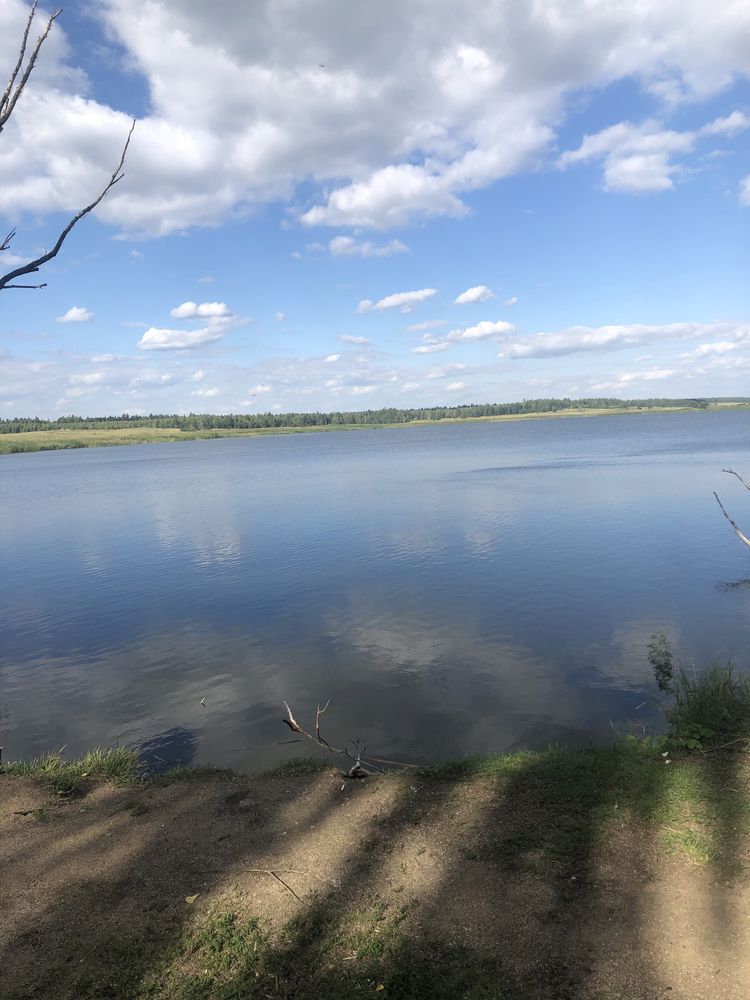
[648,632,750,751]
[1,403,743,455]
[0,746,140,796]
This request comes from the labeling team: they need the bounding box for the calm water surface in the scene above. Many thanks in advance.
[2,411,750,770]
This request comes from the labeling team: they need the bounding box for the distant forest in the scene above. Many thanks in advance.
[0,397,739,434]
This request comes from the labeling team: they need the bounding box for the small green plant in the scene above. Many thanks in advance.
[648,633,750,752]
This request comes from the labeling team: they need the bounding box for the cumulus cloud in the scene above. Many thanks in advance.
[275,311,286,321]
[454,284,495,305]
[447,380,467,390]
[138,326,226,350]
[502,321,741,360]
[357,288,437,313]
[408,319,447,332]
[699,111,750,137]
[504,296,518,306]
[4,0,746,236]
[324,353,340,362]
[191,386,220,397]
[412,342,449,353]
[352,384,377,394]
[251,383,272,393]
[192,369,206,380]
[329,236,408,257]
[57,306,93,323]
[170,301,232,319]
[339,335,370,344]
[411,319,514,353]
[559,110,750,193]
[741,175,750,206]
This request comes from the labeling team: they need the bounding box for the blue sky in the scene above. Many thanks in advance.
[1,0,749,417]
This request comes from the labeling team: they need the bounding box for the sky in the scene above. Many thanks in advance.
[0,0,749,418]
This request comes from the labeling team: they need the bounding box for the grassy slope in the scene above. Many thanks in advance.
[2,403,747,455]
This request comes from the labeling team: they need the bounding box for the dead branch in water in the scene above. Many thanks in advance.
[714,491,750,549]
[281,700,418,774]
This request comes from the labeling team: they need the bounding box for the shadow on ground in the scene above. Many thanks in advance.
[1,742,749,1000]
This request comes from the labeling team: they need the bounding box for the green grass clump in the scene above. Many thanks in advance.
[1,746,140,796]
[648,633,750,751]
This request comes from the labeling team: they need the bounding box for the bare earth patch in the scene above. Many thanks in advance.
[1,750,749,999]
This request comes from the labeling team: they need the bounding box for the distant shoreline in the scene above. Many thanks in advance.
[1,401,748,455]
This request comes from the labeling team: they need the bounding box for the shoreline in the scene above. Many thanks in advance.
[2,401,747,456]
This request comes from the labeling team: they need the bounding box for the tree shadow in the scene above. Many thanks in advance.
[1,743,747,1000]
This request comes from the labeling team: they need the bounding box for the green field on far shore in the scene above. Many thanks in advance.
[2,402,746,455]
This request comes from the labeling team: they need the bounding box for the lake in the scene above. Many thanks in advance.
[2,410,750,772]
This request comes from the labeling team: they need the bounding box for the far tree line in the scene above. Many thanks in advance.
[0,396,725,434]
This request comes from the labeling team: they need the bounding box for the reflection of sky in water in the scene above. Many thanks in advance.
[1,411,750,769]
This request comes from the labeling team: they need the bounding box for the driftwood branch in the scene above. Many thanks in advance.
[0,1,62,134]
[0,119,135,291]
[714,491,750,549]
[280,700,418,774]
[723,468,750,494]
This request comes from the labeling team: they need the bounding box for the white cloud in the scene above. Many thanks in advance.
[504,296,518,306]
[559,110,749,194]
[411,319,514,353]
[339,334,370,344]
[57,306,93,323]
[454,284,495,305]
[680,340,739,358]
[448,319,514,342]
[401,381,419,390]
[2,2,750,235]
[741,175,750,206]
[324,353,340,362]
[252,383,272,393]
[198,275,215,283]
[275,311,286,321]
[170,300,232,319]
[357,288,437,314]
[408,320,447,332]
[192,369,206,380]
[412,342,449,354]
[138,326,225,350]
[427,363,468,379]
[352,384,377,394]
[329,236,408,257]
[191,386,220,397]
[503,321,740,359]
[699,111,750,137]
[447,380,467,391]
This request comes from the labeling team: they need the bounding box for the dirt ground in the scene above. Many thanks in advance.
[2,758,750,999]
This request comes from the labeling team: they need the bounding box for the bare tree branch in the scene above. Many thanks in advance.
[0,2,62,134]
[714,491,750,549]
[1,229,16,254]
[0,119,135,292]
[280,700,418,773]
[723,468,750,494]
